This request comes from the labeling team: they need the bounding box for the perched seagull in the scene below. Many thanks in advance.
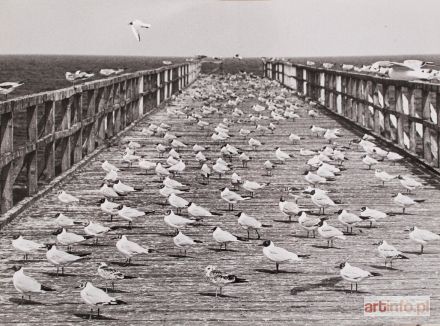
[0,81,24,99]
[53,228,93,251]
[54,213,83,228]
[187,202,215,218]
[397,175,423,193]
[360,207,387,227]
[117,205,154,227]
[11,266,55,303]
[99,68,125,76]
[99,198,119,220]
[310,190,337,215]
[393,193,424,214]
[212,226,242,250]
[275,147,292,163]
[337,209,363,234]
[99,183,119,199]
[220,187,250,211]
[408,226,440,254]
[97,262,125,291]
[279,197,301,222]
[362,155,378,169]
[101,160,120,173]
[46,244,86,275]
[168,193,189,214]
[84,221,111,244]
[163,177,187,190]
[204,265,248,297]
[242,180,269,197]
[318,220,346,247]
[297,212,325,238]
[236,212,265,239]
[116,235,153,265]
[263,160,275,176]
[164,210,199,232]
[261,240,302,273]
[12,235,45,260]
[375,240,408,268]
[77,281,125,319]
[289,133,301,144]
[129,19,152,42]
[375,169,397,186]
[339,262,381,292]
[304,171,327,186]
[57,190,79,207]
[173,230,203,256]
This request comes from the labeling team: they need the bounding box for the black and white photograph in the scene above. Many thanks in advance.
[0,0,440,324]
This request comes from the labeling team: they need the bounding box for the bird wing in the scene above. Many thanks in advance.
[343,265,370,279]
[84,286,114,305]
[15,273,42,292]
[131,25,140,42]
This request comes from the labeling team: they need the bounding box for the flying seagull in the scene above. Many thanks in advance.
[129,19,152,42]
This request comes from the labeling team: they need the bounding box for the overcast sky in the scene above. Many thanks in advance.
[1,0,440,57]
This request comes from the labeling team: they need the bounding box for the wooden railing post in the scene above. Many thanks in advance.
[26,104,38,194]
[0,111,13,212]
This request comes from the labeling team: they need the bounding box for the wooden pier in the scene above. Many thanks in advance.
[1,63,440,324]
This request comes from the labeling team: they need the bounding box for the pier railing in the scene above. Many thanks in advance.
[264,60,440,171]
[0,61,201,214]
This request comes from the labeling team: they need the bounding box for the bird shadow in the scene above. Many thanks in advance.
[96,287,128,294]
[332,288,370,294]
[290,234,315,239]
[254,268,301,274]
[311,245,343,250]
[290,276,342,295]
[369,264,401,271]
[123,275,137,279]
[402,250,424,255]
[73,313,117,321]
[80,243,112,247]
[208,248,239,253]
[273,219,296,224]
[9,298,44,305]
[43,272,76,277]
[153,202,169,206]
[109,261,148,267]
[111,225,144,230]
[357,225,377,229]
[65,251,92,257]
[198,292,239,299]
[341,232,359,236]
[167,254,195,259]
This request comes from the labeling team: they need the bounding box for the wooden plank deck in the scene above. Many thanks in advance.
[0,73,439,325]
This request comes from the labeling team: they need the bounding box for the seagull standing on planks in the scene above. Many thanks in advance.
[129,19,152,42]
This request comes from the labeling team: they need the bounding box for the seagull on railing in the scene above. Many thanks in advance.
[129,19,151,42]
[99,68,126,76]
[0,81,24,100]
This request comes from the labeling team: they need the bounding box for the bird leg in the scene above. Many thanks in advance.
[369,221,372,228]
[61,267,64,275]
[350,284,352,293]
[97,308,100,317]
[89,308,93,320]
[313,230,316,238]
[256,229,260,239]
[306,231,309,238]
[56,267,59,276]
[276,262,279,273]
[421,245,424,254]
[247,230,250,240]
[355,283,358,292]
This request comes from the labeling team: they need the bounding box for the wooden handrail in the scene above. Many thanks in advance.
[0,61,201,213]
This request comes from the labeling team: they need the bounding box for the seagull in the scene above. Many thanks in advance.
[12,235,45,260]
[163,177,188,190]
[168,193,189,214]
[138,159,156,174]
[261,240,302,273]
[279,197,301,222]
[116,235,153,265]
[57,190,79,208]
[54,213,83,228]
[318,220,346,247]
[236,212,264,239]
[337,209,363,234]
[173,231,203,256]
[99,198,119,220]
[46,244,86,275]
[408,226,440,254]
[113,180,141,195]
[97,262,125,291]
[129,19,151,42]
[0,81,24,99]
[204,265,248,297]
[212,226,242,250]
[155,163,170,179]
[275,147,292,163]
[375,240,408,268]
[99,183,119,198]
[99,68,125,76]
[397,175,423,193]
[338,262,381,292]
[375,169,397,186]
[263,160,275,176]
[53,228,93,251]
[359,207,387,227]
[297,212,325,238]
[84,221,111,244]
[242,180,269,197]
[220,187,250,211]
[362,155,378,169]
[187,202,215,218]
[310,190,337,215]
[304,171,327,186]
[289,133,301,144]
[393,193,424,213]
[101,160,120,173]
[116,205,154,227]
[164,210,199,232]
[11,266,55,303]
[77,281,125,319]
[200,163,211,183]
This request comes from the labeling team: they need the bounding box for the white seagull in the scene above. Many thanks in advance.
[261,240,302,273]
[129,19,152,42]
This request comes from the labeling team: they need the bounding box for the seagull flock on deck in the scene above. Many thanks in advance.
[6,69,440,319]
